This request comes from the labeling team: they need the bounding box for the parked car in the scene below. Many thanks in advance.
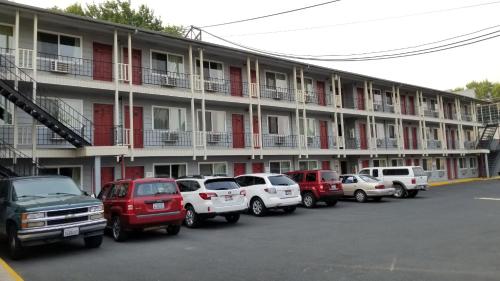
[235,173,301,216]
[339,174,395,202]
[358,166,428,198]
[176,176,247,228]
[98,178,185,241]
[286,169,343,208]
[0,176,106,259]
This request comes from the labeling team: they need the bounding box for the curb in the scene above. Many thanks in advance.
[0,258,23,281]
[429,177,500,187]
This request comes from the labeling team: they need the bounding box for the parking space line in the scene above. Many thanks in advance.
[475,197,500,201]
[389,257,397,272]
[0,258,23,281]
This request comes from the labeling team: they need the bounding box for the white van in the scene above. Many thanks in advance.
[358,166,428,198]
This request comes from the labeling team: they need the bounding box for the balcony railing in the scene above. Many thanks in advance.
[464,140,476,149]
[477,102,500,125]
[262,134,297,148]
[376,138,398,149]
[260,85,294,102]
[461,113,473,122]
[427,139,442,149]
[345,138,359,149]
[0,125,74,147]
[424,109,439,118]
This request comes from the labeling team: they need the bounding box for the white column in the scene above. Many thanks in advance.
[247,57,254,159]
[31,14,38,165]
[189,45,196,160]
[293,67,302,157]
[300,68,307,156]
[127,33,134,161]
[484,154,489,178]
[255,59,263,159]
[199,48,207,159]
[113,30,119,132]
[13,10,19,156]
[331,74,339,156]
[94,156,101,195]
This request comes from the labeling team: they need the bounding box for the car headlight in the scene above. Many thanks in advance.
[21,212,46,229]
[89,205,103,213]
[22,212,45,220]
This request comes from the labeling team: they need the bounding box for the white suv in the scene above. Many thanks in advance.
[235,173,302,216]
[176,176,247,227]
[358,166,428,198]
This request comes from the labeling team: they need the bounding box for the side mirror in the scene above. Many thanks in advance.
[82,191,90,196]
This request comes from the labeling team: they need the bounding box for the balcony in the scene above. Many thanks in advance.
[463,140,476,149]
[461,113,473,122]
[424,110,439,118]
[260,85,294,102]
[376,139,398,149]
[427,139,442,149]
[262,134,297,148]
[345,138,359,149]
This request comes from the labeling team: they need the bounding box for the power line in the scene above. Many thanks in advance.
[200,0,341,28]
[221,0,500,37]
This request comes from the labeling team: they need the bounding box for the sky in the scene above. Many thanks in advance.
[12,0,500,91]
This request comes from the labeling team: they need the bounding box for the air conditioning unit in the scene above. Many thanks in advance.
[204,81,219,92]
[160,75,177,87]
[307,136,314,145]
[162,131,179,142]
[274,135,285,145]
[207,132,222,143]
[376,139,384,146]
[272,90,283,100]
[51,131,64,140]
[50,60,70,73]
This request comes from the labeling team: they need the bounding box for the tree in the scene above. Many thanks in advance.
[51,1,184,37]
[452,80,500,100]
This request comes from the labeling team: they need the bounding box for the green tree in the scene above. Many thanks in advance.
[465,80,500,100]
[51,0,184,37]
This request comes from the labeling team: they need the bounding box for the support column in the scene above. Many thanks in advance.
[255,59,263,159]
[338,76,345,156]
[331,74,339,156]
[300,68,307,156]
[199,48,207,160]
[31,14,38,167]
[189,45,196,160]
[293,67,302,157]
[484,153,490,178]
[113,30,119,142]
[247,57,255,159]
[13,11,19,158]
[127,33,134,160]
[94,156,101,195]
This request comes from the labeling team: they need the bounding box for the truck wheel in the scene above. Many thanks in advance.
[393,184,408,198]
[407,190,419,198]
[355,190,368,203]
[7,225,24,260]
[184,206,200,228]
[166,224,181,235]
[225,214,240,224]
[112,216,128,242]
[84,235,103,248]
[250,198,267,217]
[302,192,316,208]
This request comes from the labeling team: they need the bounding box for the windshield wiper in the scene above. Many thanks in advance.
[17,195,46,199]
[48,192,77,196]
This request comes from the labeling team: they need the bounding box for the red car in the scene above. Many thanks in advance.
[98,178,186,241]
[286,170,344,208]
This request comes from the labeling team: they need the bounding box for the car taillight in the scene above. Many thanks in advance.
[199,192,217,200]
[375,184,385,189]
[180,199,184,208]
[319,184,324,191]
[126,200,134,214]
[240,190,246,196]
[411,178,416,184]
[264,187,277,194]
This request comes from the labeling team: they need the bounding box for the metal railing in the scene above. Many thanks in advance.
[424,109,439,118]
[0,138,43,177]
[427,139,442,149]
[260,85,294,102]
[477,102,500,125]
[464,140,476,149]
[262,134,297,148]
[376,138,398,149]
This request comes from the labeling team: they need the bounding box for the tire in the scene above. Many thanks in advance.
[372,197,383,202]
[283,206,296,214]
[250,198,267,217]
[84,235,103,248]
[393,184,408,198]
[225,213,240,224]
[302,192,316,208]
[7,225,24,260]
[407,190,419,198]
[166,224,181,235]
[355,190,368,203]
[325,199,338,207]
[111,216,128,242]
[184,205,200,228]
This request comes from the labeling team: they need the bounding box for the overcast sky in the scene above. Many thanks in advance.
[12,0,500,90]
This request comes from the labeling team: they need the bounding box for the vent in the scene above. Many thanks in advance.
[50,60,70,73]
[207,132,222,143]
[162,131,179,142]
[160,75,177,87]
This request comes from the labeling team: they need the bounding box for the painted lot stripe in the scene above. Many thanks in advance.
[0,258,23,281]
[475,197,500,201]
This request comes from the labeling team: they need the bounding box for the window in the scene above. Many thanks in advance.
[267,115,290,135]
[154,164,187,179]
[299,160,318,170]
[196,59,223,80]
[265,71,287,90]
[435,158,445,170]
[390,159,403,167]
[113,183,129,198]
[388,125,396,139]
[382,168,409,176]
[459,158,467,169]
[197,110,226,132]
[422,159,432,171]
[289,173,304,183]
[429,99,437,111]
[469,157,477,168]
[373,91,382,104]
[205,179,239,190]
[151,51,184,74]
[372,169,379,177]
[153,106,186,131]
[0,25,13,49]
[385,91,393,105]
[466,130,472,141]
[134,182,177,197]
[38,31,81,58]
[373,159,386,167]
[299,118,316,136]
[0,96,13,125]
[0,180,9,201]
[199,163,227,176]
[177,181,200,192]
[38,166,82,187]
[235,176,265,187]
[269,161,291,174]
[376,123,385,139]
[358,169,370,175]
[268,175,296,186]
[297,77,313,93]
[432,128,439,140]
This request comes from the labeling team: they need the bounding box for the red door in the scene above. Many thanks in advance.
[317,81,326,106]
[321,161,330,170]
[124,106,144,148]
[123,48,142,85]
[319,120,328,149]
[403,127,409,149]
[93,42,112,81]
[356,88,365,110]
[125,166,144,179]
[447,103,453,119]
[446,159,452,179]
[233,163,246,176]
[252,163,264,173]
[400,95,407,114]
[409,96,415,115]
[230,67,242,97]
[412,127,418,149]
[361,160,369,168]
[100,167,114,188]
[405,159,412,166]
[93,104,114,146]
[232,114,245,148]
[251,70,257,83]
[359,123,367,149]
[253,116,260,148]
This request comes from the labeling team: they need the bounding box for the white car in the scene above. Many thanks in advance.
[176,176,247,227]
[358,166,428,198]
[235,173,302,216]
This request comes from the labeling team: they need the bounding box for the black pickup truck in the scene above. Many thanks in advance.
[0,176,106,259]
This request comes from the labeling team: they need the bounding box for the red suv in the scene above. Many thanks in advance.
[98,178,186,241]
[286,170,343,208]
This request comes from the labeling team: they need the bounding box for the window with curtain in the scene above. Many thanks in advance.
[385,92,393,105]
[0,25,13,49]
[38,32,81,58]
[151,52,168,72]
[269,161,291,174]
[388,125,396,139]
[299,160,318,170]
[197,110,225,132]
[154,164,187,179]
[299,118,316,136]
[153,107,186,131]
[199,163,227,176]
[268,116,278,134]
[376,123,385,139]
[266,72,287,89]
[196,59,223,80]
[268,116,289,135]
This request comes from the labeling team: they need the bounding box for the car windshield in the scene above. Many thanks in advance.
[320,171,339,182]
[269,175,296,186]
[359,175,380,183]
[12,177,82,200]
[134,182,178,196]
[205,179,240,190]
[412,167,426,176]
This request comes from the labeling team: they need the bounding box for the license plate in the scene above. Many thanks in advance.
[225,195,233,201]
[63,227,79,237]
[285,190,291,195]
[153,202,165,209]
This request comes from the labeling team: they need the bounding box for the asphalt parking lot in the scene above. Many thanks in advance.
[2,180,500,281]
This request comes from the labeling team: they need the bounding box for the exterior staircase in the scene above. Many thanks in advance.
[477,102,500,176]
[0,138,42,178]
